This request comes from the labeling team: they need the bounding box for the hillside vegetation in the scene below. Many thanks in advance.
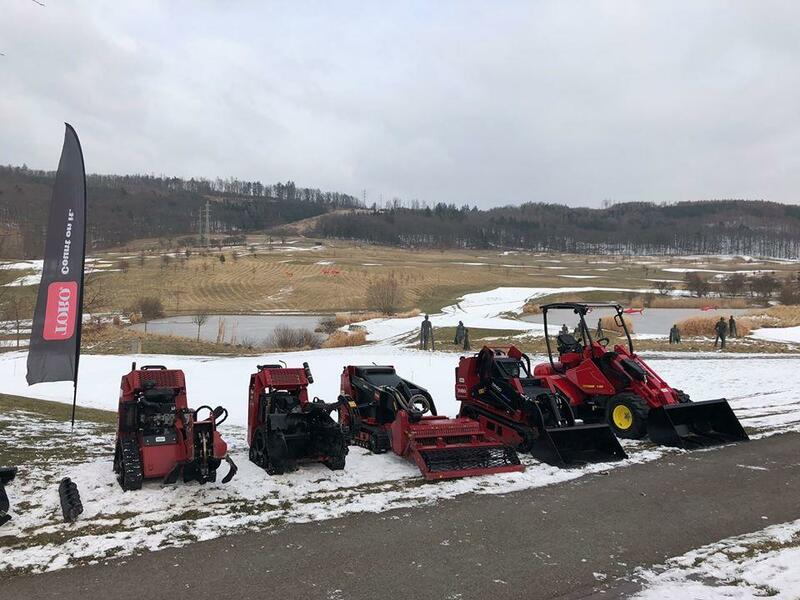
[2,164,799,259]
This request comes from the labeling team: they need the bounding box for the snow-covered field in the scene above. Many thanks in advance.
[1,346,799,576]
[1,283,799,579]
[633,519,800,599]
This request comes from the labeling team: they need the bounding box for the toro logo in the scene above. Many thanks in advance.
[43,281,78,340]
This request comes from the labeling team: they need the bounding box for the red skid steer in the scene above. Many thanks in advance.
[114,364,237,491]
[534,302,749,448]
[338,365,523,480]
[456,346,627,466]
[247,362,348,475]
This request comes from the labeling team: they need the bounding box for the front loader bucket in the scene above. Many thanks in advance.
[531,424,627,467]
[647,399,749,448]
[413,444,523,481]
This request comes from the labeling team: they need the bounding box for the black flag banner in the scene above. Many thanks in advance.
[26,124,87,417]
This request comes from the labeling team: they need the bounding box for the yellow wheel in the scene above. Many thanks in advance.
[606,393,649,439]
[612,404,633,430]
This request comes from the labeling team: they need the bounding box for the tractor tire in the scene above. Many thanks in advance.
[116,439,143,491]
[605,393,649,440]
[249,426,269,469]
[674,389,691,404]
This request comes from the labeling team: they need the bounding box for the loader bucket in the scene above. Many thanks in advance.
[647,399,749,448]
[413,444,523,481]
[531,424,627,467]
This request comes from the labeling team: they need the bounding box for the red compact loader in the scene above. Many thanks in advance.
[114,364,237,491]
[247,362,347,474]
[534,302,749,448]
[456,346,627,466]
[338,365,524,480]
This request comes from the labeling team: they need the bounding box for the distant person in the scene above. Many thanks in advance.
[669,324,681,344]
[559,324,569,336]
[454,320,466,345]
[714,317,728,349]
[463,328,471,351]
[420,314,434,351]
[596,318,604,339]
[729,315,738,338]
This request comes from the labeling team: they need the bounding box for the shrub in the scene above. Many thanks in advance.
[599,314,634,334]
[134,296,164,320]
[322,330,367,348]
[676,315,753,337]
[365,274,404,314]
[267,326,322,350]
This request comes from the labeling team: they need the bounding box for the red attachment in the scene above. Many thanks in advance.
[340,365,523,480]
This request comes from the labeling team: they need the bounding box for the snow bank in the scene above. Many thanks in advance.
[750,326,800,344]
[634,519,800,599]
[357,286,667,343]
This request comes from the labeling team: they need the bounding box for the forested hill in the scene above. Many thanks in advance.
[313,200,800,258]
[1,164,799,258]
[0,165,359,257]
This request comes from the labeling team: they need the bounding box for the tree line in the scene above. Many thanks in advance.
[2,162,799,259]
[312,200,800,258]
[0,165,360,256]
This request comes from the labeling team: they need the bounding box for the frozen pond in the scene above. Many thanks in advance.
[130,314,327,344]
[520,307,751,336]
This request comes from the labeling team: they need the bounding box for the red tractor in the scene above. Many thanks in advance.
[338,365,524,480]
[114,364,237,491]
[247,362,347,474]
[534,302,749,447]
[456,346,626,466]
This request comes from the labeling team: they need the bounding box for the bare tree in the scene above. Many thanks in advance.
[192,312,209,341]
[654,281,673,296]
[83,275,110,319]
[365,274,404,314]
[721,273,746,297]
[684,272,711,298]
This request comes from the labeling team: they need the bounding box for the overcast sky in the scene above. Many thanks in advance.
[2,1,800,208]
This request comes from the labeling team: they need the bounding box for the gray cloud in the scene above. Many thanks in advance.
[2,0,800,207]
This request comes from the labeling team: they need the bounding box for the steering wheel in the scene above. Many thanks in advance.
[407,393,432,415]
[596,337,610,347]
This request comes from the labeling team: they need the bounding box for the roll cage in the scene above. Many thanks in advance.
[540,302,634,369]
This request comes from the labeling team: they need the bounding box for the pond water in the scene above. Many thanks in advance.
[520,307,752,336]
[130,314,327,344]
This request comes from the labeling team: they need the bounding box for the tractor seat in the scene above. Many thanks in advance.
[556,333,583,355]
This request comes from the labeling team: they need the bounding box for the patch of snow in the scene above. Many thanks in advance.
[633,519,800,599]
[559,275,599,279]
[750,326,800,344]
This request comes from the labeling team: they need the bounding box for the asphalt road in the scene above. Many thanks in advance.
[6,433,800,600]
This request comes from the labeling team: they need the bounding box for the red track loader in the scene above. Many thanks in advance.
[247,362,347,474]
[456,347,626,466]
[534,302,749,448]
[338,365,524,480]
[113,364,237,491]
